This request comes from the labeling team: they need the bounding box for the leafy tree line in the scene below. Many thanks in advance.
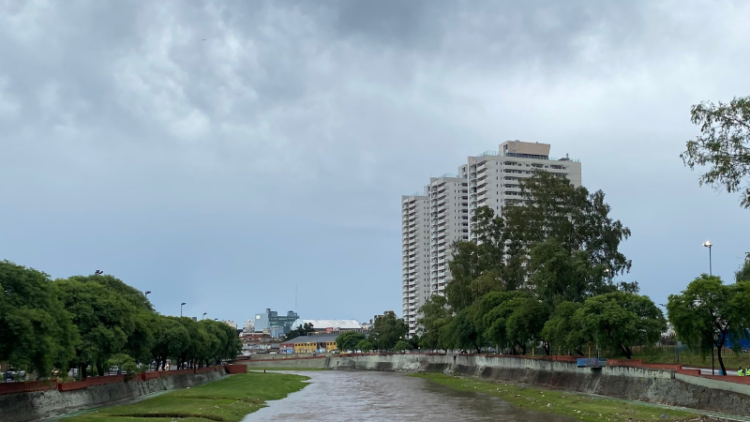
[418,172,667,358]
[335,311,409,353]
[0,262,241,379]
[416,170,750,367]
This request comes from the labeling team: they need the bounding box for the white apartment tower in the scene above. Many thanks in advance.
[401,141,582,336]
[428,175,469,297]
[466,141,581,239]
[401,192,431,335]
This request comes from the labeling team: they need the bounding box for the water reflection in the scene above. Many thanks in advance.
[242,370,575,422]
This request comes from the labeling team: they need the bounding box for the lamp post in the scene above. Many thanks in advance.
[145,291,151,298]
[181,302,186,318]
[703,241,713,276]
[202,312,207,320]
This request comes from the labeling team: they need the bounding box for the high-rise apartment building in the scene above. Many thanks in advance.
[401,141,582,336]
[428,175,469,297]
[467,141,581,240]
[401,192,431,335]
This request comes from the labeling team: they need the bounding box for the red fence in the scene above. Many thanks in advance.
[0,380,57,395]
[0,366,229,396]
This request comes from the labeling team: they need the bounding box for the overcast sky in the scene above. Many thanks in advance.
[1,0,749,326]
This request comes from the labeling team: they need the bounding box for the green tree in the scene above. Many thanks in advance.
[394,340,413,353]
[449,305,484,353]
[369,311,408,351]
[151,316,189,370]
[506,297,550,354]
[736,255,750,282]
[417,295,452,351]
[681,97,750,208]
[0,261,78,377]
[576,291,665,359]
[336,331,366,352]
[507,172,631,278]
[541,301,587,356]
[667,275,750,375]
[355,339,374,353]
[55,277,137,378]
[478,291,532,354]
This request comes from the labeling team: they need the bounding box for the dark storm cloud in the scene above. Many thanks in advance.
[1,0,749,324]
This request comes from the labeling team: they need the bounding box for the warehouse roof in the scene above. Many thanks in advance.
[291,319,362,330]
[280,334,341,345]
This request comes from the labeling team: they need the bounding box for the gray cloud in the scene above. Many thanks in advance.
[1,0,749,324]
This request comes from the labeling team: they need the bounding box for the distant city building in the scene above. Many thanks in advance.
[254,308,299,338]
[222,320,237,329]
[242,319,255,333]
[291,319,362,332]
[280,334,341,354]
[402,141,582,336]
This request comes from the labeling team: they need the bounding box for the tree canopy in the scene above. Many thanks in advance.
[667,275,750,375]
[369,311,408,351]
[681,97,750,209]
[336,331,366,352]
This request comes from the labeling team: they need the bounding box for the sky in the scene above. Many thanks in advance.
[1,0,749,327]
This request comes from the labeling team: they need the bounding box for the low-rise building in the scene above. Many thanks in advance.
[290,319,363,332]
[280,334,340,354]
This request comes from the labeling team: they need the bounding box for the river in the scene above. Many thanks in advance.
[242,371,575,421]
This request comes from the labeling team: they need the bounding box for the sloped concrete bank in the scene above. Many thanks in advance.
[0,371,225,422]
[243,354,750,417]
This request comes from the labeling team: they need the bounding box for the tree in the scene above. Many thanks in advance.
[369,311,408,351]
[417,296,452,351]
[284,323,315,341]
[667,275,750,375]
[506,297,550,354]
[541,301,587,356]
[502,172,632,284]
[394,340,413,353]
[736,255,750,282]
[449,305,484,353]
[681,97,750,209]
[478,291,533,355]
[356,339,374,353]
[336,331,366,353]
[0,261,78,377]
[151,316,189,371]
[55,277,137,378]
[576,291,665,359]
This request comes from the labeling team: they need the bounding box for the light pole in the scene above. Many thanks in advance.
[202,312,207,320]
[703,241,713,276]
[145,291,151,298]
[181,302,186,318]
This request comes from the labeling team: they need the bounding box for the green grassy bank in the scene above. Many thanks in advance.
[62,372,309,422]
[412,373,698,422]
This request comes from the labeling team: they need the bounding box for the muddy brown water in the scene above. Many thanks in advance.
[242,370,575,421]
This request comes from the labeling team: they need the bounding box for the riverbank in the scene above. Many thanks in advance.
[61,373,309,422]
[413,373,699,422]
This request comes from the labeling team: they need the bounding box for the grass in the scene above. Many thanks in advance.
[247,367,326,371]
[411,373,699,422]
[61,372,309,422]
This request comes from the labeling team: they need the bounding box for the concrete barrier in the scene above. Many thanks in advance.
[0,370,225,422]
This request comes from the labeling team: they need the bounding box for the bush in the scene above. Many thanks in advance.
[394,340,413,353]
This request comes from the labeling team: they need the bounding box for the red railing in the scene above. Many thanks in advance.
[1,366,229,396]
[0,380,57,395]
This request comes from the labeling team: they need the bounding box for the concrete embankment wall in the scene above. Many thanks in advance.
[0,371,224,422]
[241,354,750,417]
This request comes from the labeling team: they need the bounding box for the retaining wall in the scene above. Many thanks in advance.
[240,353,750,417]
[0,370,225,422]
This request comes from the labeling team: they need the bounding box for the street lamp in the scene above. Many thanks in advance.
[202,312,207,320]
[702,241,713,276]
[145,291,151,298]
[181,302,186,318]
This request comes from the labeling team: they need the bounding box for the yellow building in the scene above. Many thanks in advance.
[281,334,340,354]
